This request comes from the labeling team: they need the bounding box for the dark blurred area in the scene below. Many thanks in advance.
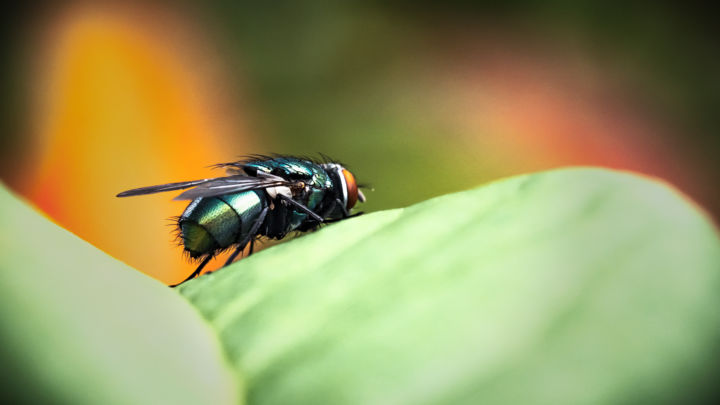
[1,1,718,281]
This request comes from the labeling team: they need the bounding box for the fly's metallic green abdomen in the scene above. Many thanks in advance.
[179,190,266,258]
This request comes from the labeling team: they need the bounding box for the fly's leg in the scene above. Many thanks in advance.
[335,198,350,217]
[249,239,255,255]
[324,212,363,223]
[278,194,324,222]
[320,198,363,223]
[224,205,269,267]
[169,255,212,288]
[223,246,243,267]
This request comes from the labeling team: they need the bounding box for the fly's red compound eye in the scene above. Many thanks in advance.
[341,168,358,209]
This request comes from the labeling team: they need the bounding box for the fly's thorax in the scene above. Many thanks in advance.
[178,190,266,257]
[249,157,337,230]
[262,187,327,238]
[246,157,332,192]
[244,157,326,180]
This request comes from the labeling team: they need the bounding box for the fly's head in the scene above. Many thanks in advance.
[322,163,366,219]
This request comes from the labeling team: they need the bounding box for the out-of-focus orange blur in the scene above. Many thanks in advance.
[16,4,251,285]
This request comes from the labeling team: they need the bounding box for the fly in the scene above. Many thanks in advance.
[117,155,366,286]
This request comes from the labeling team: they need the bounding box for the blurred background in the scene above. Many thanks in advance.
[1,1,718,285]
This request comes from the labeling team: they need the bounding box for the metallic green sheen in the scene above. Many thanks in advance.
[305,162,333,191]
[245,158,333,193]
[289,211,307,229]
[179,190,266,257]
[181,198,240,249]
[242,158,333,232]
[219,191,264,237]
[247,157,313,178]
[180,222,216,256]
[307,188,324,210]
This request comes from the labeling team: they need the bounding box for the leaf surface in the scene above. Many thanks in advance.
[179,168,720,405]
[0,185,240,405]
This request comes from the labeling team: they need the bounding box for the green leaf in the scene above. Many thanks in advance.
[0,185,240,405]
[179,168,720,405]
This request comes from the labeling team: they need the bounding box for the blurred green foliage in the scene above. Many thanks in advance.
[195,1,720,212]
[2,1,719,215]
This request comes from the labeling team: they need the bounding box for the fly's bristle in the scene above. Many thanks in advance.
[238,153,276,164]
[316,152,344,166]
[165,216,182,225]
[232,153,343,166]
[180,249,207,263]
[170,218,184,248]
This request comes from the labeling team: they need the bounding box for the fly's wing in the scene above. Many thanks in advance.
[172,173,293,200]
[117,172,296,200]
[117,178,218,197]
